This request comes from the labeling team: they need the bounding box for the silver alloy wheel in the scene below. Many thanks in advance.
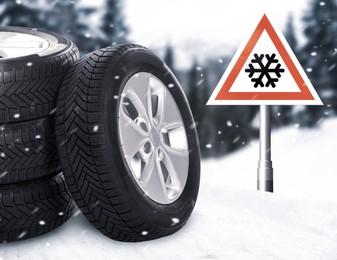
[0,32,50,59]
[118,72,189,204]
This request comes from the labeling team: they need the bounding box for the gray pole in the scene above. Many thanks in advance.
[257,105,273,192]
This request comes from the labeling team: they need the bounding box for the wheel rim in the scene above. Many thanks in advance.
[0,32,50,59]
[118,72,189,204]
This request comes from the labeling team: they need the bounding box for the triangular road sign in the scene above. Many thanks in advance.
[207,14,323,105]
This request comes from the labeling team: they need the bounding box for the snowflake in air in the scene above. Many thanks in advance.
[245,53,285,88]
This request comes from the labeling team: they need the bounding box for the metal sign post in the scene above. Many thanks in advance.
[257,105,273,192]
[207,14,322,193]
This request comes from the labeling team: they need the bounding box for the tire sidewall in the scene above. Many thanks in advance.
[0,26,72,65]
[104,48,200,229]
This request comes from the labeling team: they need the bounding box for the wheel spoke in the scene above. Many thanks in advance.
[0,32,49,59]
[162,147,189,190]
[0,42,45,48]
[124,89,150,124]
[146,83,154,122]
[0,33,15,41]
[148,76,165,126]
[139,154,155,184]
[124,73,153,121]
[161,89,183,127]
[119,112,149,159]
[142,154,169,204]
[164,123,185,132]
[162,124,188,152]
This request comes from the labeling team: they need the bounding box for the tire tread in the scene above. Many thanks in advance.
[56,44,174,242]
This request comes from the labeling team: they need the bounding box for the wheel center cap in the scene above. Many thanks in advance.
[150,129,161,146]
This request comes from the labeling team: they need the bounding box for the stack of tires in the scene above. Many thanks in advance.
[0,27,79,242]
[0,26,201,244]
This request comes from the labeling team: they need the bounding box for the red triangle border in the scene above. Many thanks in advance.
[215,14,314,101]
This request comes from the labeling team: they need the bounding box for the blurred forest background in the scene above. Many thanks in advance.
[0,0,336,158]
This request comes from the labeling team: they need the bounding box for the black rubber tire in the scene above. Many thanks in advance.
[0,26,79,123]
[56,44,200,242]
[0,172,75,243]
[0,115,60,184]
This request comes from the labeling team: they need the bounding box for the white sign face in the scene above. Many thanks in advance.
[207,14,323,106]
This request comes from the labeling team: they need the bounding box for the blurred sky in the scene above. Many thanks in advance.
[85,0,310,68]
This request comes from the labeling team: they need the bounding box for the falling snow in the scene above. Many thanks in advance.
[141,231,148,236]
[35,135,41,139]
[0,171,8,178]
[70,128,78,135]
[26,62,32,67]
[17,231,27,239]
[227,120,233,127]
[197,79,204,86]
[0,153,5,158]
[13,114,20,119]
[232,136,241,144]
[329,64,336,71]
[39,220,46,226]
[189,122,197,130]
[32,207,39,214]
[73,209,81,217]
[93,125,99,132]
[49,107,57,115]
[205,144,212,149]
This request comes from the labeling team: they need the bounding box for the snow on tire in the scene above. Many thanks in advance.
[56,44,201,242]
[0,26,79,123]
[0,172,75,243]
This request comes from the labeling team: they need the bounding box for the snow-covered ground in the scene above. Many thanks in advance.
[2,119,337,259]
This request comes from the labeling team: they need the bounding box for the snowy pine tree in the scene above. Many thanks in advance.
[275,14,298,126]
[99,0,128,47]
[285,14,298,52]
[164,45,174,71]
[41,1,97,54]
[0,1,99,54]
[301,0,337,125]
[187,61,214,156]
[0,1,41,27]
[188,61,202,119]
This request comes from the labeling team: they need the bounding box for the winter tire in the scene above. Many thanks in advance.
[0,172,75,243]
[0,116,60,184]
[0,26,79,123]
[56,44,200,242]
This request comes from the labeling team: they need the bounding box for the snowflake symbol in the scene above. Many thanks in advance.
[245,53,285,88]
